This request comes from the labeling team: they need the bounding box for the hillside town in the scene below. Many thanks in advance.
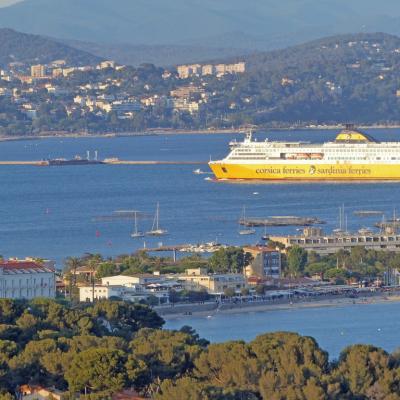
[3,33,400,136]
[0,57,246,135]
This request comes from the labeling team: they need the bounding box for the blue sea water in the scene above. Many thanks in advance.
[165,301,400,359]
[1,129,400,266]
[2,128,400,354]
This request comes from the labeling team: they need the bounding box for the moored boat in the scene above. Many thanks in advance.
[147,202,168,236]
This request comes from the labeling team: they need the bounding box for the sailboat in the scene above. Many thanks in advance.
[238,206,256,235]
[147,202,168,236]
[261,225,269,241]
[131,211,145,238]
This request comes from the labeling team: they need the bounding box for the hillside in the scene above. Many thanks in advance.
[1,0,400,52]
[207,32,400,126]
[2,32,400,135]
[0,28,100,66]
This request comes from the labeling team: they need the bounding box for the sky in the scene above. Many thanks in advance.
[0,0,21,7]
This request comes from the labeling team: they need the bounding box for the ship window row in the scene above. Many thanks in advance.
[229,156,266,160]
[235,151,267,155]
[234,153,268,157]
[327,157,400,161]
[328,149,397,153]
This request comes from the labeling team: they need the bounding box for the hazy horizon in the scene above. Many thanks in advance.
[0,0,21,7]
[0,0,400,50]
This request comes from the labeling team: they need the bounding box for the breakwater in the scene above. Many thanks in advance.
[0,160,208,166]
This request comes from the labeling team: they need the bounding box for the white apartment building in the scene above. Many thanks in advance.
[177,62,246,79]
[179,268,247,294]
[80,274,182,303]
[0,259,56,299]
[102,274,164,286]
[62,67,77,77]
[98,60,116,69]
[79,285,144,302]
[177,64,202,79]
[46,86,70,96]
[172,99,200,114]
[30,64,46,78]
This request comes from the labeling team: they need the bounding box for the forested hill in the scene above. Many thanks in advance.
[245,33,400,71]
[0,28,100,66]
[220,32,400,125]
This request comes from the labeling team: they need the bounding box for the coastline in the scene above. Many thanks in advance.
[160,293,400,321]
[1,124,400,142]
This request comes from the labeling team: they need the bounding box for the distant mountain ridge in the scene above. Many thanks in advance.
[0,28,100,66]
[62,39,252,67]
[1,0,400,51]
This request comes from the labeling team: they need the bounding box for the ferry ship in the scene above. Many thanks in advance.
[208,126,400,181]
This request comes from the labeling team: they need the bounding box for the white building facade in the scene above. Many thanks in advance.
[80,274,181,303]
[0,260,56,299]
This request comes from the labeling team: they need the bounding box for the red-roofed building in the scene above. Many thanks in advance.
[0,258,55,299]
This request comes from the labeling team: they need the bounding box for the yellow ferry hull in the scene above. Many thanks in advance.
[209,162,400,181]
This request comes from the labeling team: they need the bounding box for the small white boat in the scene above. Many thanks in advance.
[239,229,256,235]
[147,202,168,236]
[204,177,213,181]
[193,168,204,174]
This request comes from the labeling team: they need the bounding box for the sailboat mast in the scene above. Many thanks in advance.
[134,211,138,235]
[156,202,160,230]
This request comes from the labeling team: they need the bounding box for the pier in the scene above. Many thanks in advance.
[0,161,47,165]
[104,160,207,165]
[144,242,224,261]
[240,216,325,227]
[143,245,190,252]
[142,245,190,262]
[0,160,208,166]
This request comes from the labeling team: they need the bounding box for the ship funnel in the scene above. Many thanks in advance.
[245,129,253,142]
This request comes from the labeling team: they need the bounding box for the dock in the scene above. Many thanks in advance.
[240,216,326,227]
[143,245,190,252]
[0,160,208,166]
[104,160,207,165]
[144,242,224,255]
[0,161,47,165]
